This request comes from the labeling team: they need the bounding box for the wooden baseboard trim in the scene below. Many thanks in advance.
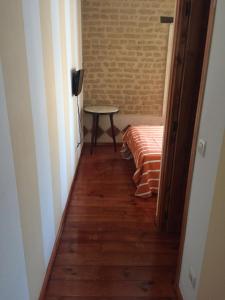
[39,146,83,300]
[176,284,184,300]
[84,142,122,146]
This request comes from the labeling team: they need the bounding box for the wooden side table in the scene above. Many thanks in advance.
[84,105,119,154]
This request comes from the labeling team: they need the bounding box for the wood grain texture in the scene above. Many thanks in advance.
[45,145,179,299]
[158,0,212,232]
[175,0,217,290]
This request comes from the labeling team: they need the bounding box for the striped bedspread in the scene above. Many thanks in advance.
[121,125,164,198]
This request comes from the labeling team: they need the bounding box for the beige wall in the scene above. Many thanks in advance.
[0,0,83,299]
[197,133,225,299]
[82,0,175,115]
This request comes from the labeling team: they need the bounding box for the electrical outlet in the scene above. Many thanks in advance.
[189,267,197,289]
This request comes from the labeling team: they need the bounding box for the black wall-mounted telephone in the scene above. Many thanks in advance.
[71,69,84,148]
[71,69,84,96]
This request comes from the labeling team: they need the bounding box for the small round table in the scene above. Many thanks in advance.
[84,105,119,154]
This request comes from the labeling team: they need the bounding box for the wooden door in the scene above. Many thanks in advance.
[157,0,212,232]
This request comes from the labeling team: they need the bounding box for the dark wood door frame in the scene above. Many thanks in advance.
[156,0,214,233]
[175,0,217,293]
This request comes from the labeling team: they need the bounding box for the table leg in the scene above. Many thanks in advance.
[95,114,99,146]
[109,113,117,152]
[90,114,96,154]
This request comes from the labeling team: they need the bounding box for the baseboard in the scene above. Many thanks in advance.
[176,284,184,300]
[84,113,163,143]
[39,146,83,300]
[84,142,123,146]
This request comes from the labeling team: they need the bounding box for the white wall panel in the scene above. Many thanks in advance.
[0,62,29,300]
[22,0,55,266]
[51,0,69,210]
[74,0,84,159]
[65,0,76,176]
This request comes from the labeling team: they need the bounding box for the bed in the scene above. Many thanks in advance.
[121,125,164,198]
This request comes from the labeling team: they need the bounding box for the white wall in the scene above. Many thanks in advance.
[0,62,29,300]
[74,0,83,71]
[0,1,46,297]
[72,0,83,160]
[22,0,55,266]
[65,0,76,177]
[51,0,69,209]
[179,1,225,299]
[0,0,83,298]
[197,133,225,299]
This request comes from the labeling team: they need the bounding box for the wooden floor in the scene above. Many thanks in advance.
[45,145,179,299]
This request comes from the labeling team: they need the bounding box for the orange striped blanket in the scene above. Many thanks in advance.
[121,125,164,198]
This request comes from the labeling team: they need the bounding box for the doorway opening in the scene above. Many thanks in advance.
[81,0,216,279]
[82,0,177,222]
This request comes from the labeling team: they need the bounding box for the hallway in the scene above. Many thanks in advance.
[45,145,179,299]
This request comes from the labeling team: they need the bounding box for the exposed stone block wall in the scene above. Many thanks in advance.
[81,0,175,115]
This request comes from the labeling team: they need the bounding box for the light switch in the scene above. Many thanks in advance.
[198,139,207,157]
[189,266,197,289]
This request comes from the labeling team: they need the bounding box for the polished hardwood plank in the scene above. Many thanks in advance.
[54,252,177,267]
[70,198,157,208]
[50,265,176,281]
[45,145,178,299]
[47,280,175,297]
[58,241,178,255]
[46,297,176,300]
[60,230,176,243]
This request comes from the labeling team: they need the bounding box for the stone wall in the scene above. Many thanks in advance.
[81,0,175,116]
